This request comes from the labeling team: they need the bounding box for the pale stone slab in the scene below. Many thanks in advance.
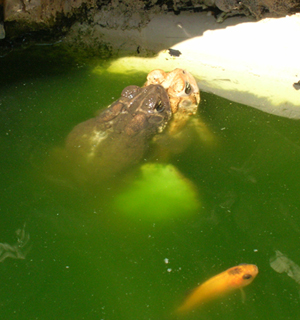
[105,12,300,119]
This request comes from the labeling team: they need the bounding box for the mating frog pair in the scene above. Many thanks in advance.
[64,68,212,182]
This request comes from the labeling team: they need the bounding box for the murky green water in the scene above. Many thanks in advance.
[1,46,300,320]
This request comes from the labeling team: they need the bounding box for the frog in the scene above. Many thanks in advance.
[144,68,200,135]
[63,84,172,183]
[144,68,216,158]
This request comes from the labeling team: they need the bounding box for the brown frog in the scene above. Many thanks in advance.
[144,68,200,135]
[64,84,172,182]
[144,69,215,158]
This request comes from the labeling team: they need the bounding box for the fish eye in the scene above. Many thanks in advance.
[155,101,164,113]
[243,274,252,280]
[185,82,192,94]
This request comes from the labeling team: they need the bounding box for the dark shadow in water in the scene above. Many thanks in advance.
[0,45,110,87]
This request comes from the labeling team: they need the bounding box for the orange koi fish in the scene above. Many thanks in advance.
[176,264,258,313]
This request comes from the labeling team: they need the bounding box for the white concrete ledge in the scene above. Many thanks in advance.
[103,12,300,119]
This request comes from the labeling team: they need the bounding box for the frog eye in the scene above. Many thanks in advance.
[185,82,192,94]
[243,274,252,280]
[154,101,165,113]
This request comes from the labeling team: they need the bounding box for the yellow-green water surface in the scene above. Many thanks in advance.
[1,46,300,320]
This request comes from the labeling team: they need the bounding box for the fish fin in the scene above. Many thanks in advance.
[240,288,246,303]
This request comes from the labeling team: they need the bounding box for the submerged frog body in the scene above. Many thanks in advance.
[65,84,172,182]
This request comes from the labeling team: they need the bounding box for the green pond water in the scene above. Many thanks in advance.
[1,46,300,320]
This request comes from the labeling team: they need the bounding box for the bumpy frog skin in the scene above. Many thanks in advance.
[144,69,216,158]
[65,84,172,181]
[144,68,200,135]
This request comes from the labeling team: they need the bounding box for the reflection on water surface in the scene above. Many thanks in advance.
[1,46,300,319]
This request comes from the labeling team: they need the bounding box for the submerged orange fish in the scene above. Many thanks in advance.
[176,264,258,313]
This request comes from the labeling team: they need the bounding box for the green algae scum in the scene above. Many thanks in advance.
[1,46,300,319]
